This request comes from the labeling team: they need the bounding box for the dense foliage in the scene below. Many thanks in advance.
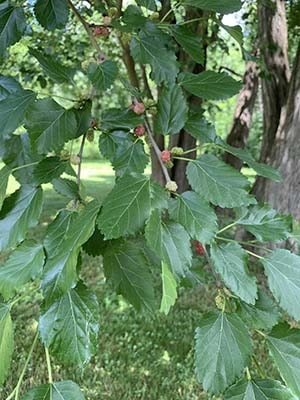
[0,0,300,399]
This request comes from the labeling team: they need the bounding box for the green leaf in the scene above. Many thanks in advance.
[136,0,157,11]
[22,381,85,400]
[0,240,44,300]
[0,165,10,210]
[160,262,177,315]
[39,283,99,366]
[179,71,242,100]
[0,75,22,100]
[130,27,179,85]
[42,201,100,304]
[103,239,156,312]
[74,100,92,139]
[145,209,192,277]
[29,48,74,83]
[182,0,242,14]
[82,227,107,257]
[236,204,292,242]
[184,113,217,142]
[0,89,36,139]
[262,249,300,321]
[87,61,118,91]
[237,289,280,331]
[98,174,152,239]
[195,312,252,394]
[52,178,80,200]
[0,185,43,251]
[169,191,217,244]
[33,156,67,185]
[0,6,26,59]
[34,0,69,30]
[25,98,78,154]
[154,84,188,135]
[0,304,13,386]
[211,242,257,304]
[101,108,143,131]
[220,24,243,47]
[187,155,255,208]
[171,25,204,64]
[267,323,300,397]
[224,378,294,400]
[99,131,128,161]
[112,139,149,176]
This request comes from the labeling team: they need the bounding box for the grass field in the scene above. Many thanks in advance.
[1,160,277,400]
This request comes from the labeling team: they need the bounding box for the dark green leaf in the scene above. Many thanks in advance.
[136,0,157,11]
[267,323,300,397]
[99,131,129,161]
[187,155,255,208]
[112,139,149,176]
[237,289,280,331]
[33,156,67,185]
[160,261,177,315]
[25,98,78,153]
[169,191,217,244]
[103,239,156,312]
[0,165,10,210]
[42,201,100,304]
[0,6,26,59]
[236,204,292,242]
[0,304,13,386]
[211,242,257,304]
[195,312,252,394]
[29,48,74,83]
[82,227,107,257]
[39,283,99,366]
[87,61,118,91]
[225,378,294,400]
[0,240,44,300]
[0,90,36,139]
[179,71,242,100]
[0,185,43,251]
[220,24,243,47]
[184,113,217,142]
[101,108,143,131]
[262,249,300,321]
[183,0,242,14]
[154,84,188,135]
[52,178,80,200]
[34,0,69,30]
[0,75,22,100]
[171,25,204,64]
[74,100,92,138]
[22,380,85,400]
[145,209,192,277]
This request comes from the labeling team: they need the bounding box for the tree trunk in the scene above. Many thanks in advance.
[255,43,300,219]
[224,59,259,169]
[252,0,290,198]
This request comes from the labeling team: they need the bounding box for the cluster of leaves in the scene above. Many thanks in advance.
[1,0,300,399]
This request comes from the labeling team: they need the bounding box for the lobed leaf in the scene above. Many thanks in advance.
[34,0,69,30]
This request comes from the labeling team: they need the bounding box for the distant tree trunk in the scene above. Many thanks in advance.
[224,59,259,169]
[252,0,290,198]
[255,43,300,219]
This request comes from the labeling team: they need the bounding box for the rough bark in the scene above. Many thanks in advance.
[253,0,290,198]
[255,43,300,219]
[224,59,259,169]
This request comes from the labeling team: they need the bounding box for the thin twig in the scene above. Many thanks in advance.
[45,347,53,384]
[77,132,87,186]
[140,64,154,99]
[144,117,171,184]
[68,0,105,62]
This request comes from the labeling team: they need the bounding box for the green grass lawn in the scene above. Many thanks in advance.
[1,159,276,400]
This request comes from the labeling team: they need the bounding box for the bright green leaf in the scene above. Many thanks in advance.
[210,242,257,304]
[179,71,242,100]
[187,155,255,208]
[87,61,118,91]
[0,240,44,300]
[0,304,13,386]
[22,380,85,400]
[160,262,177,315]
[34,0,69,30]
[169,191,217,244]
[0,185,43,251]
[195,312,252,394]
[39,283,99,366]
[154,84,188,135]
[267,323,300,398]
[262,249,300,321]
[0,6,26,59]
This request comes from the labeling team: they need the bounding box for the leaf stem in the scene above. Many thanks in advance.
[68,0,105,62]
[246,367,251,381]
[144,117,171,184]
[246,250,264,260]
[217,222,237,235]
[255,329,267,338]
[12,162,39,172]
[6,331,39,400]
[173,156,194,162]
[252,355,266,378]
[9,287,39,308]
[215,236,272,253]
[45,347,53,384]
